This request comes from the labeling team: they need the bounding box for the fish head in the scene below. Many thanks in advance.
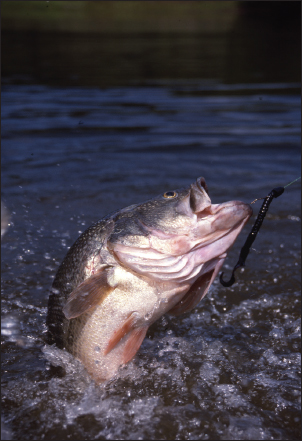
[107,176,252,302]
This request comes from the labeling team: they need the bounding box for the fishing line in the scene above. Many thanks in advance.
[219,176,301,287]
[284,176,301,188]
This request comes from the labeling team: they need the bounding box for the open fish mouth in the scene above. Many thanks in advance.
[110,198,252,287]
[192,200,253,255]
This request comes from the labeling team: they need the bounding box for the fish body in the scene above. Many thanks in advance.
[47,177,252,382]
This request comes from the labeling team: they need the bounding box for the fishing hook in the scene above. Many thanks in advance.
[219,186,285,287]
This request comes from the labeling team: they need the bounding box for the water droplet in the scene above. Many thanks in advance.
[144,312,152,321]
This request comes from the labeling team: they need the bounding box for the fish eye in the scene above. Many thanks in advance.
[163,191,177,199]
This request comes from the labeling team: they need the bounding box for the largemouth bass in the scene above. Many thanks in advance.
[47,177,252,382]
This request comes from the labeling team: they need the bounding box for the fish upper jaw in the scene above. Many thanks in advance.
[210,201,253,230]
[189,177,212,213]
[192,200,252,238]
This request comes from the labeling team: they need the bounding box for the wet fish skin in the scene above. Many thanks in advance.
[47,177,252,382]
[47,219,114,348]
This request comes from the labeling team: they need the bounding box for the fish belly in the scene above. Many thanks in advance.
[65,265,191,382]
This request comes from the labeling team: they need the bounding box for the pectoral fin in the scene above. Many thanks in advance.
[63,267,114,319]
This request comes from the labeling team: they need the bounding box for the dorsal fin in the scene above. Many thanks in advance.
[63,266,113,319]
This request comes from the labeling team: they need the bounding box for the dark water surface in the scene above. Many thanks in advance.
[1,30,301,441]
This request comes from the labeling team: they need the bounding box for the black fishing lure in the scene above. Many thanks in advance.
[219,186,285,287]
